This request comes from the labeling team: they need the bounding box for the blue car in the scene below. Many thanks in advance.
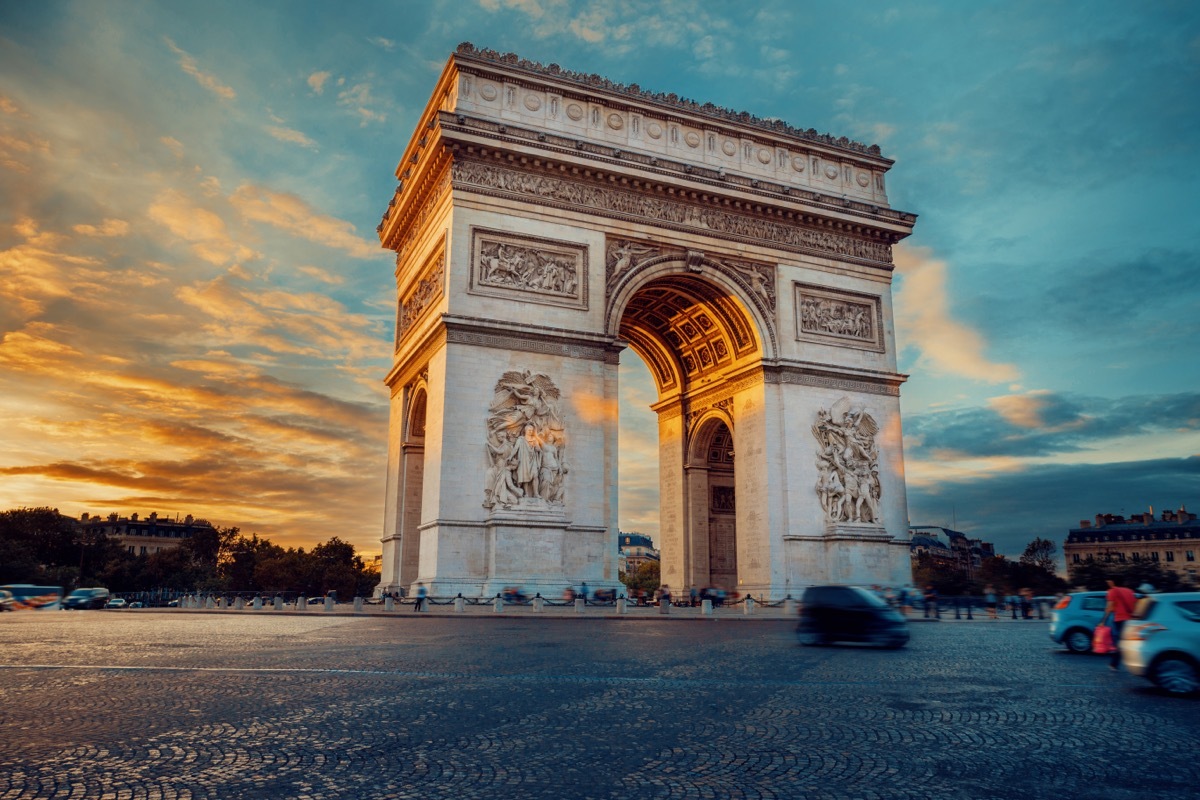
[1049,591,1112,653]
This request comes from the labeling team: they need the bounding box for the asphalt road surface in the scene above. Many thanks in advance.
[1,612,1196,799]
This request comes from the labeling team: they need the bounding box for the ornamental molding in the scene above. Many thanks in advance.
[605,238,776,312]
[439,114,913,231]
[771,364,902,397]
[392,164,453,261]
[794,283,885,353]
[454,43,883,157]
[469,227,588,310]
[443,316,620,364]
[451,158,894,267]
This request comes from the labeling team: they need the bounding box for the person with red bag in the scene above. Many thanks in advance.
[1103,576,1138,671]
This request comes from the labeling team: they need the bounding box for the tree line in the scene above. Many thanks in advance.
[0,507,379,598]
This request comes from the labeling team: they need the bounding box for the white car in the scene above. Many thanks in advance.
[105,598,128,609]
[1119,592,1200,696]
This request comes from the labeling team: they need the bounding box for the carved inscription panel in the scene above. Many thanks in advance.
[470,228,588,310]
[794,283,884,352]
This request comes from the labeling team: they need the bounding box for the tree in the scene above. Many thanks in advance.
[1068,560,1193,592]
[622,561,660,595]
[1020,538,1058,573]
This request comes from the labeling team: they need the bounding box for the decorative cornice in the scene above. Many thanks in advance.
[455,43,883,157]
[770,362,905,397]
[452,157,895,267]
[441,114,915,229]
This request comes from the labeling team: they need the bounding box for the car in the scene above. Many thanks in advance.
[166,599,180,607]
[128,601,145,609]
[1119,592,1200,696]
[0,590,14,612]
[1049,591,1109,653]
[307,596,326,605]
[105,598,128,609]
[796,585,909,648]
[363,597,383,605]
[62,587,111,610]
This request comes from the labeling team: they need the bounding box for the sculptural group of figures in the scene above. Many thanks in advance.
[813,398,882,525]
[483,371,569,509]
[480,241,577,296]
[800,296,873,340]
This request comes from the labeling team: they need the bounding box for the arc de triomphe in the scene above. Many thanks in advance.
[376,44,916,600]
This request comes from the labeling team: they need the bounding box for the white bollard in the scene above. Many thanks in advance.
[784,597,797,617]
[385,597,395,612]
[658,598,670,615]
[493,595,504,613]
[616,598,627,615]
[324,597,335,612]
[701,598,713,616]
[532,595,544,613]
[454,596,466,613]
[744,596,755,616]
[252,597,262,610]
[574,597,585,614]
[274,596,283,610]
[297,596,307,611]
[353,597,363,613]
[206,596,215,609]
[233,597,245,610]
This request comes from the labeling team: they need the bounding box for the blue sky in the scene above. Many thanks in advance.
[0,0,1196,560]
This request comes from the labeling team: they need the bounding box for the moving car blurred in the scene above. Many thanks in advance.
[62,588,111,610]
[796,585,909,648]
[1120,592,1200,696]
[1049,591,1110,653]
[105,598,128,609]
[128,601,145,609]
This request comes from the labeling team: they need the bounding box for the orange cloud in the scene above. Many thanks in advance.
[73,218,130,237]
[164,37,236,101]
[230,184,380,258]
[148,189,260,265]
[893,244,1019,383]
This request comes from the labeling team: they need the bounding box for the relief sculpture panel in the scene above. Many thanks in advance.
[470,228,588,310]
[813,397,882,525]
[794,283,883,352]
[483,370,569,510]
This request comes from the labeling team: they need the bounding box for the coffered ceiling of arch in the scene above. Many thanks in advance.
[620,276,759,397]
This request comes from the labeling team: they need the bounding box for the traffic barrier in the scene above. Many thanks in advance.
[353,597,363,612]
[455,595,466,613]
[574,597,585,614]
[701,599,713,616]
[493,595,504,613]
[744,596,755,616]
[385,597,395,612]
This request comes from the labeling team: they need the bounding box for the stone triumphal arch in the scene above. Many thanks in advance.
[376,44,917,599]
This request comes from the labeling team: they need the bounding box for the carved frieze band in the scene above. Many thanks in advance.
[453,160,893,265]
[394,165,453,261]
[470,228,588,310]
[794,283,884,353]
[396,249,445,350]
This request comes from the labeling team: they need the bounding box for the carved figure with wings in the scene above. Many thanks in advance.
[812,397,882,524]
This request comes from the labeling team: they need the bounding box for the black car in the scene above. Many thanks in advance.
[796,585,909,648]
[62,587,111,610]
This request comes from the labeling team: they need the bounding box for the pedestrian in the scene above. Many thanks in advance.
[658,584,672,606]
[412,581,427,613]
[984,584,998,620]
[923,584,939,619]
[580,581,589,604]
[1019,588,1033,620]
[900,585,913,616]
[690,585,698,607]
[1103,577,1137,671]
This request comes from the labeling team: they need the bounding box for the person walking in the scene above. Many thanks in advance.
[412,582,427,613]
[1103,577,1137,671]
[984,585,998,620]
[923,584,940,619]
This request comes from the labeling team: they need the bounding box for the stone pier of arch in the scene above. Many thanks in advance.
[375,44,916,600]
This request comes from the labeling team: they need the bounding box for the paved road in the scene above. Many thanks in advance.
[1,612,1196,800]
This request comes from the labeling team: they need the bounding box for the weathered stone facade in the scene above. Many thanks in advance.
[377,45,916,598]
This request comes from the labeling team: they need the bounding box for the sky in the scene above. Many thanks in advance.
[1,1,1197,562]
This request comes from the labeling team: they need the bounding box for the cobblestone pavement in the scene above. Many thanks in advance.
[1,613,1196,800]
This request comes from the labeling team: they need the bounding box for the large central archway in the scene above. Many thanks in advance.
[614,266,767,595]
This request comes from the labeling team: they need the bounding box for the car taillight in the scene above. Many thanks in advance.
[1053,597,1071,610]
[1126,622,1167,641]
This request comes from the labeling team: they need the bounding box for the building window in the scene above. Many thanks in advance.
[1072,554,1080,564]
[1132,552,1140,562]
[1166,551,1175,562]
[128,546,134,554]
[1151,552,1159,561]
[1117,553,1126,563]
[139,546,147,555]
[1188,551,1196,562]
